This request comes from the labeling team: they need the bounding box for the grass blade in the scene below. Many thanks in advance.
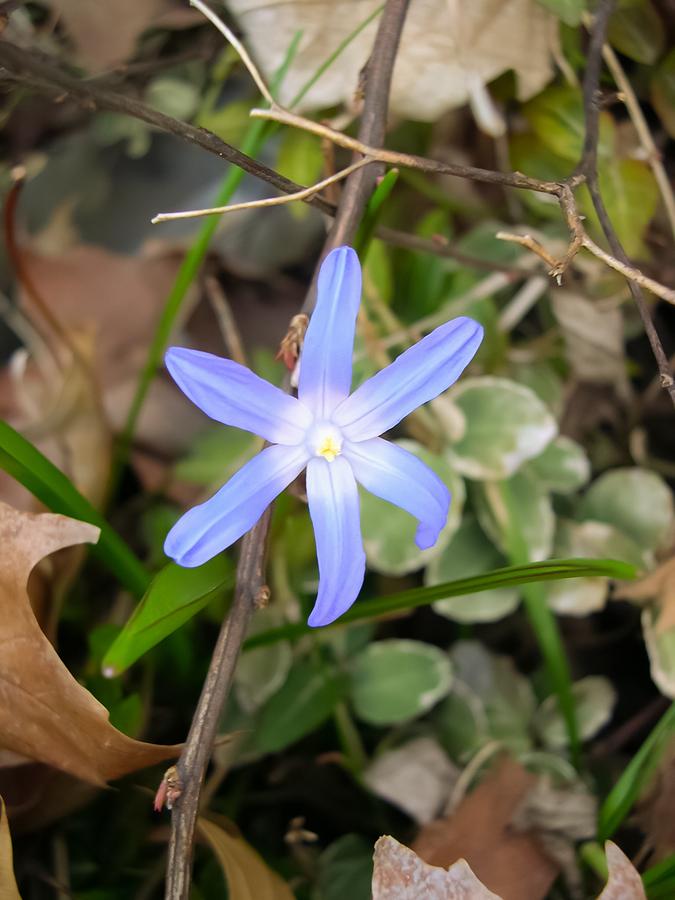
[0,420,149,597]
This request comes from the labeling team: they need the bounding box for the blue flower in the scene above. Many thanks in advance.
[164,246,483,627]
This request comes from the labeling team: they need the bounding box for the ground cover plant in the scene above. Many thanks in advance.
[0,0,674,897]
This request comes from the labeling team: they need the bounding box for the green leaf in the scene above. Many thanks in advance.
[360,440,464,575]
[547,520,648,615]
[350,640,453,726]
[578,467,674,552]
[234,608,292,713]
[0,419,149,598]
[244,558,639,649]
[474,471,555,562]
[534,0,585,25]
[608,0,665,64]
[426,516,519,623]
[446,377,557,480]
[102,557,234,675]
[651,49,675,139]
[315,835,373,900]
[433,683,488,762]
[254,658,344,753]
[598,701,675,840]
[146,76,199,120]
[524,86,615,162]
[526,436,591,495]
[511,361,565,418]
[535,676,617,748]
[276,129,324,219]
[174,427,258,486]
[587,159,659,258]
[450,641,535,752]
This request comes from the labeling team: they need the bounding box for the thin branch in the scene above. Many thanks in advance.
[152,157,373,222]
[204,275,248,367]
[164,2,410,897]
[189,0,275,106]
[251,105,564,195]
[577,1,675,406]
[0,40,334,217]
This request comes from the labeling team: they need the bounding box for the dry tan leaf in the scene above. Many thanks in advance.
[19,244,204,454]
[616,557,675,635]
[412,757,558,900]
[229,0,558,122]
[551,291,628,389]
[0,503,178,785]
[47,0,176,71]
[597,842,646,899]
[635,741,675,862]
[197,817,294,900]
[0,797,21,900]
[372,835,502,900]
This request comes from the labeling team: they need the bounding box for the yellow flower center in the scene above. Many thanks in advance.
[317,435,341,462]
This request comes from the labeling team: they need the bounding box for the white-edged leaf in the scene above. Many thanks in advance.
[546,519,648,616]
[446,377,557,480]
[578,467,674,552]
[526,436,591,495]
[426,516,519,623]
[535,676,617,748]
[474,471,555,562]
[234,607,292,713]
[642,607,675,699]
[350,640,453,726]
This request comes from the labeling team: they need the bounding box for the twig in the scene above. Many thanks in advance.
[164,2,410,897]
[204,275,248,366]
[189,0,275,106]
[165,512,272,900]
[600,39,675,241]
[0,40,334,217]
[577,1,675,407]
[152,157,373,222]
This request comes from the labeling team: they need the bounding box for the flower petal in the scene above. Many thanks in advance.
[344,438,450,549]
[165,444,308,567]
[165,347,312,444]
[333,317,483,441]
[298,246,361,419]
[306,456,366,627]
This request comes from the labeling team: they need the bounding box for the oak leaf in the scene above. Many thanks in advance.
[0,797,21,900]
[228,0,559,122]
[0,503,178,785]
[597,842,646,899]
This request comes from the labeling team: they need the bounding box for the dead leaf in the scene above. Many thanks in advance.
[47,0,177,71]
[616,557,675,635]
[635,740,675,862]
[0,503,178,785]
[412,757,558,900]
[229,0,559,123]
[364,738,460,825]
[551,291,628,390]
[197,816,295,900]
[372,835,502,900]
[19,244,204,455]
[597,842,646,899]
[0,797,21,900]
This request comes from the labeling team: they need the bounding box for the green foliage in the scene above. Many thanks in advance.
[253,658,345,753]
[349,640,453,725]
[608,0,665,64]
[102,556,235,675]
[534,0,586,25]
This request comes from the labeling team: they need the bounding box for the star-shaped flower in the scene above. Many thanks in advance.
[164,246,483,626]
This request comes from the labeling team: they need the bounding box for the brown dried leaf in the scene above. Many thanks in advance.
[0,797,21,900]
[372,835,502,900]
[229,0,558,122]
[0,503,178,785]
[616,557,675,635]
[597,842,646,899]
[197,817,295,900]
[47,0,176,71]
[412,757,558,900]
[635,741,675,861]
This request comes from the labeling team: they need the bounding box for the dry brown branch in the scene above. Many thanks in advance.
[152,157,374,222]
